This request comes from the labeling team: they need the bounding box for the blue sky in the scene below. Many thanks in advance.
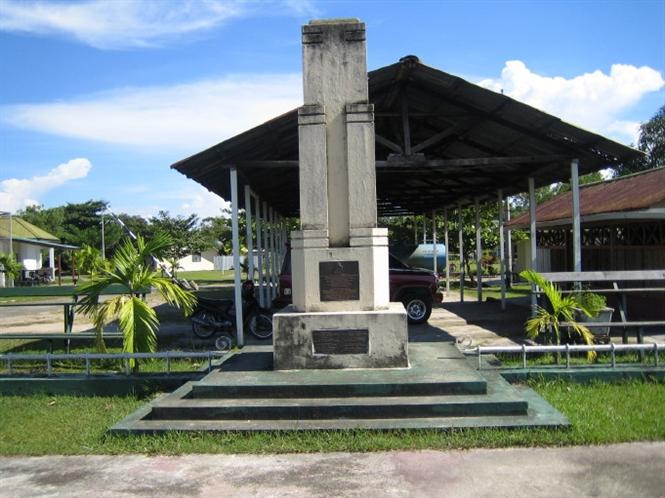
[1,0,664,219]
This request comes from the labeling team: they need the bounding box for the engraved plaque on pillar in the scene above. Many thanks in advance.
[312,328,369,354]
[319,261,359,301]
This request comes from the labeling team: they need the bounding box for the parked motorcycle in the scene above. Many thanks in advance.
[190,280,273,349]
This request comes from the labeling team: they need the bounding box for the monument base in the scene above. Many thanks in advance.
[272,302,408,370]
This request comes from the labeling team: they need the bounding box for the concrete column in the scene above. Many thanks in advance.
[298,105,328,230]
[528,176,537,314]
[230,168,244,346]
[475,198,482,303]
[458,203,464,303]
[346,103,377,230]
[254,195,264,307]
[432,210,438,275]
[244,185,254,281]
[444,208,450,295]
[498,189,506,311]
[571,158,582,272]
[302,21,368,246]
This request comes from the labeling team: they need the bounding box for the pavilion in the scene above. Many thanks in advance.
[172,56,640,344]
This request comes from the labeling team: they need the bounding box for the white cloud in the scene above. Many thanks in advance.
[179,186,231,219]
[1,73,302,151]
[0,158,92,212]
[0,0,310,50]
[478,61,664,144]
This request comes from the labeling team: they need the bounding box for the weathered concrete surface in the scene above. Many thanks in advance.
[1,442,664,498]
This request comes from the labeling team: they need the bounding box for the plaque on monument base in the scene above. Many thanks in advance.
[272,302,408,370]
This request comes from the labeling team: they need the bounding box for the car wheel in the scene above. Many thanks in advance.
[402,293,432,324]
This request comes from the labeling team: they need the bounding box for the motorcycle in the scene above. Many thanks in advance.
[190,280,273,350]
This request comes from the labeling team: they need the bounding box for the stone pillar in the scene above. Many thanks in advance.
[273,19,407,370]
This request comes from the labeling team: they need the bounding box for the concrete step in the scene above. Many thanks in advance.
[150,393,528,420]
[190,378,487,398]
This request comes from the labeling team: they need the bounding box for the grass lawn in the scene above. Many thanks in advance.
[0,379,663,455]
[177,270,235,283]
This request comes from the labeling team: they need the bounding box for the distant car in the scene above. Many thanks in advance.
[277,250,442,324]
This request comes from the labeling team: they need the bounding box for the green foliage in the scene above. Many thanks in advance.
[77,234,196,368]
[615,104,665,176]
[77,244,109,277]
[577,291,607,318]
[0,252,22,280]
[520,270,596,359]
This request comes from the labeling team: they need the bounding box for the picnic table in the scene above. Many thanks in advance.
[536,270,665,347]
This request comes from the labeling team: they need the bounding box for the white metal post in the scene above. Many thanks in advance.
[506,198,513,288]
[444,208,450,295]
[262,201,269,307]
[458,203,464,303]
[498,189,506,311]
[475,197,482,303]
[571,158,582,272]
[528,176,537,315]
[254,195,263,307]
[230,168,244,346]
[269,206,277,301]
[432,210,438,275]
[244,185,254,282]
[422,216,426,244]
[414,215,418,245]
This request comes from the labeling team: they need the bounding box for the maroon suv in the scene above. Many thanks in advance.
[278,251,442,324]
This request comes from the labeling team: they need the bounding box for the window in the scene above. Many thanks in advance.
[192,253,202,263]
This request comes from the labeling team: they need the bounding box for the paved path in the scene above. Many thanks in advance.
[1,442,663,498]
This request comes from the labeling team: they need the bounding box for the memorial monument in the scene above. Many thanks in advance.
[273,19,409,369]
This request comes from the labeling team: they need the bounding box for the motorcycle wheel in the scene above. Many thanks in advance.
[191,310,218,339]
[215,335,233,351]
[246,312,273,340]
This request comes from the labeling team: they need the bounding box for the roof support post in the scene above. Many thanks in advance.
[498,189,506,311]
[444,208,450,295]
[432,210,438,276]
[244,185,254,282]
[269,206,277,301]
[458,203,464,303]
[571,158,582,272]
[528,176,537,316]
[413,215,418,245]
[254,194,264,307]
[423,216,426,244]
[475,197,482,303]
[506,198,513,288]
[262,201,270,307]
[230,168,244,346]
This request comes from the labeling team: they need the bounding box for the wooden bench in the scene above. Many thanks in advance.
[0,284,149,352]
[535,271,665,349]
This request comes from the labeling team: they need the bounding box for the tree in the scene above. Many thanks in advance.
[77,234,195,369]
[615,104,665,177]
[149,211,208,261]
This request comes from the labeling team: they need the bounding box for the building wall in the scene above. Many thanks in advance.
[168,249,218,272]
[0,240,42,271]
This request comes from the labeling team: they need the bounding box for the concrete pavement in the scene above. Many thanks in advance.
[1,442,664,498]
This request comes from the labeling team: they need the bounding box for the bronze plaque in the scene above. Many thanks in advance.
[319,261,359,301]
[312,328,369,355]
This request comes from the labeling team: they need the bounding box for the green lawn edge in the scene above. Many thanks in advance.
[1,379,663,455]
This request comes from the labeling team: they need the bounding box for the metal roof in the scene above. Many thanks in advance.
[507,167,665,229]
[172,56,641,217]
[0,217,59,241]
[6,236,79,250]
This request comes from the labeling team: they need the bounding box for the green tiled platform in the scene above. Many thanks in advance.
[111,343,569,433]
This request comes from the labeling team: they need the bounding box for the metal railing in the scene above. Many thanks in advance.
[474,343,663,370]
[0,350,228,377]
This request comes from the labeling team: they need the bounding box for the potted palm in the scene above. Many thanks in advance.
[520,269,597,360]
[576,291,614,343]
[77,234,195,369]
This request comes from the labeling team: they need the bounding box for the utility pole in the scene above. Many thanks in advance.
[101,213,106,259]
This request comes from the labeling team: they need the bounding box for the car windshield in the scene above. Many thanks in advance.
[389,255,409,269]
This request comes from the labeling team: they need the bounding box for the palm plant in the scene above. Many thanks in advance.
[0,252,22,286]
[77,234,195,369]
[520,269,596,360]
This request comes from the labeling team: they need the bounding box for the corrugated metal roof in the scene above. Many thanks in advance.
[0,217,59,241]
[172,56,641,217]
[507,167,665,228]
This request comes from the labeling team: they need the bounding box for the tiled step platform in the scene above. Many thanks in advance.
[111,343,568,433]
